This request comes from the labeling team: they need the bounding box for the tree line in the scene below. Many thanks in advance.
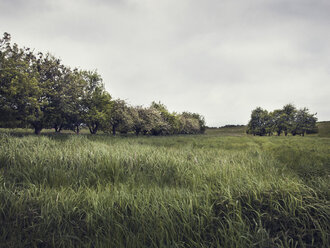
[0,33,206,135]
[247,104,317,136]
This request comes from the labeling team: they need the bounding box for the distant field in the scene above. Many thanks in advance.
[317,121,330,137]
[205,126,247,136]
[0,124,329,247]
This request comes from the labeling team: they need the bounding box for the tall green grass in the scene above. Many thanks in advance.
[0,132,329,247]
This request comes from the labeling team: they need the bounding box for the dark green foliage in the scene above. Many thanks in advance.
[247,107,269,136]
[80,71,112,134]
[106,99,132,135]
[0,33,204,136]
[0,33,46,134]
[247,105,317,136]
[281,104,296,136]
[291,108,318,136]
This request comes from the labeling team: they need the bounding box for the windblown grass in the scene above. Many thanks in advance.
[0,131,329,247]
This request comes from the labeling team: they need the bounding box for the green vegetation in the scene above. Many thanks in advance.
[0,128,329,247]
[1,31,329,247]
[206,125,247,136]
[247,104,317,136]
[0,33,205,135]
[318,121,330,138]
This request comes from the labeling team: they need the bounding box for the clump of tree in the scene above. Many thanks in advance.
[104,101,206,136]
[247,104,317,136]
[0,33,205,135]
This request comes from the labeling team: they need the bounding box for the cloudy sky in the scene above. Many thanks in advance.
[1,0,329,126]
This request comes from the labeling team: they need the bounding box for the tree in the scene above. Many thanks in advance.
[0,33,15,127]
[281,104,296,136]
[247,104,318,137]
[0,33,50,134]
[1,33,116,135]
[132,106,163,135]
[129,106,146,135]
[150,101,179,134]
[107,99,131,136]
[1,33,206,137]
[247,107,269,136]
[80,70,112,134]
[178,112,204,134]
[182,112,206,134]
[271,109,285,136]
[178,114,200,134]
[54,69,87,134]
[291,108,317,136]
[33,52,70,133]
[264,112,273,136]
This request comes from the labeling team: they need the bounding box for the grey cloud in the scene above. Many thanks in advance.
[0,0,329,126]
[0,0,54,18]
[266,0,330,22]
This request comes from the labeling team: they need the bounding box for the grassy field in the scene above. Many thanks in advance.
[0,124,329,247]
[317,121,330,137]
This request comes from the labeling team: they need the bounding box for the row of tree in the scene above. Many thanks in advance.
[247,104,317,136]
[0,33,206,135]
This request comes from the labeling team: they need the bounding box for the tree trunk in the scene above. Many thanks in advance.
[55,124,62,133]
[34,126,42,135]
[74,125,80,135]
[112,125,116,136]
[89,123,99,135]
[32,122,43,135]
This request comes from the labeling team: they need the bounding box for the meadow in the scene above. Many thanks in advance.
[0,124,329,247]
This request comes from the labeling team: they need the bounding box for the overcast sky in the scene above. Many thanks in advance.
[1,0,329,126]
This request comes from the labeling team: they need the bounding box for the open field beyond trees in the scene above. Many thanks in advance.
[0,123,329,247]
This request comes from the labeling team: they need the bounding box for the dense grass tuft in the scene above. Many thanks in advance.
[0,130,329,247]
